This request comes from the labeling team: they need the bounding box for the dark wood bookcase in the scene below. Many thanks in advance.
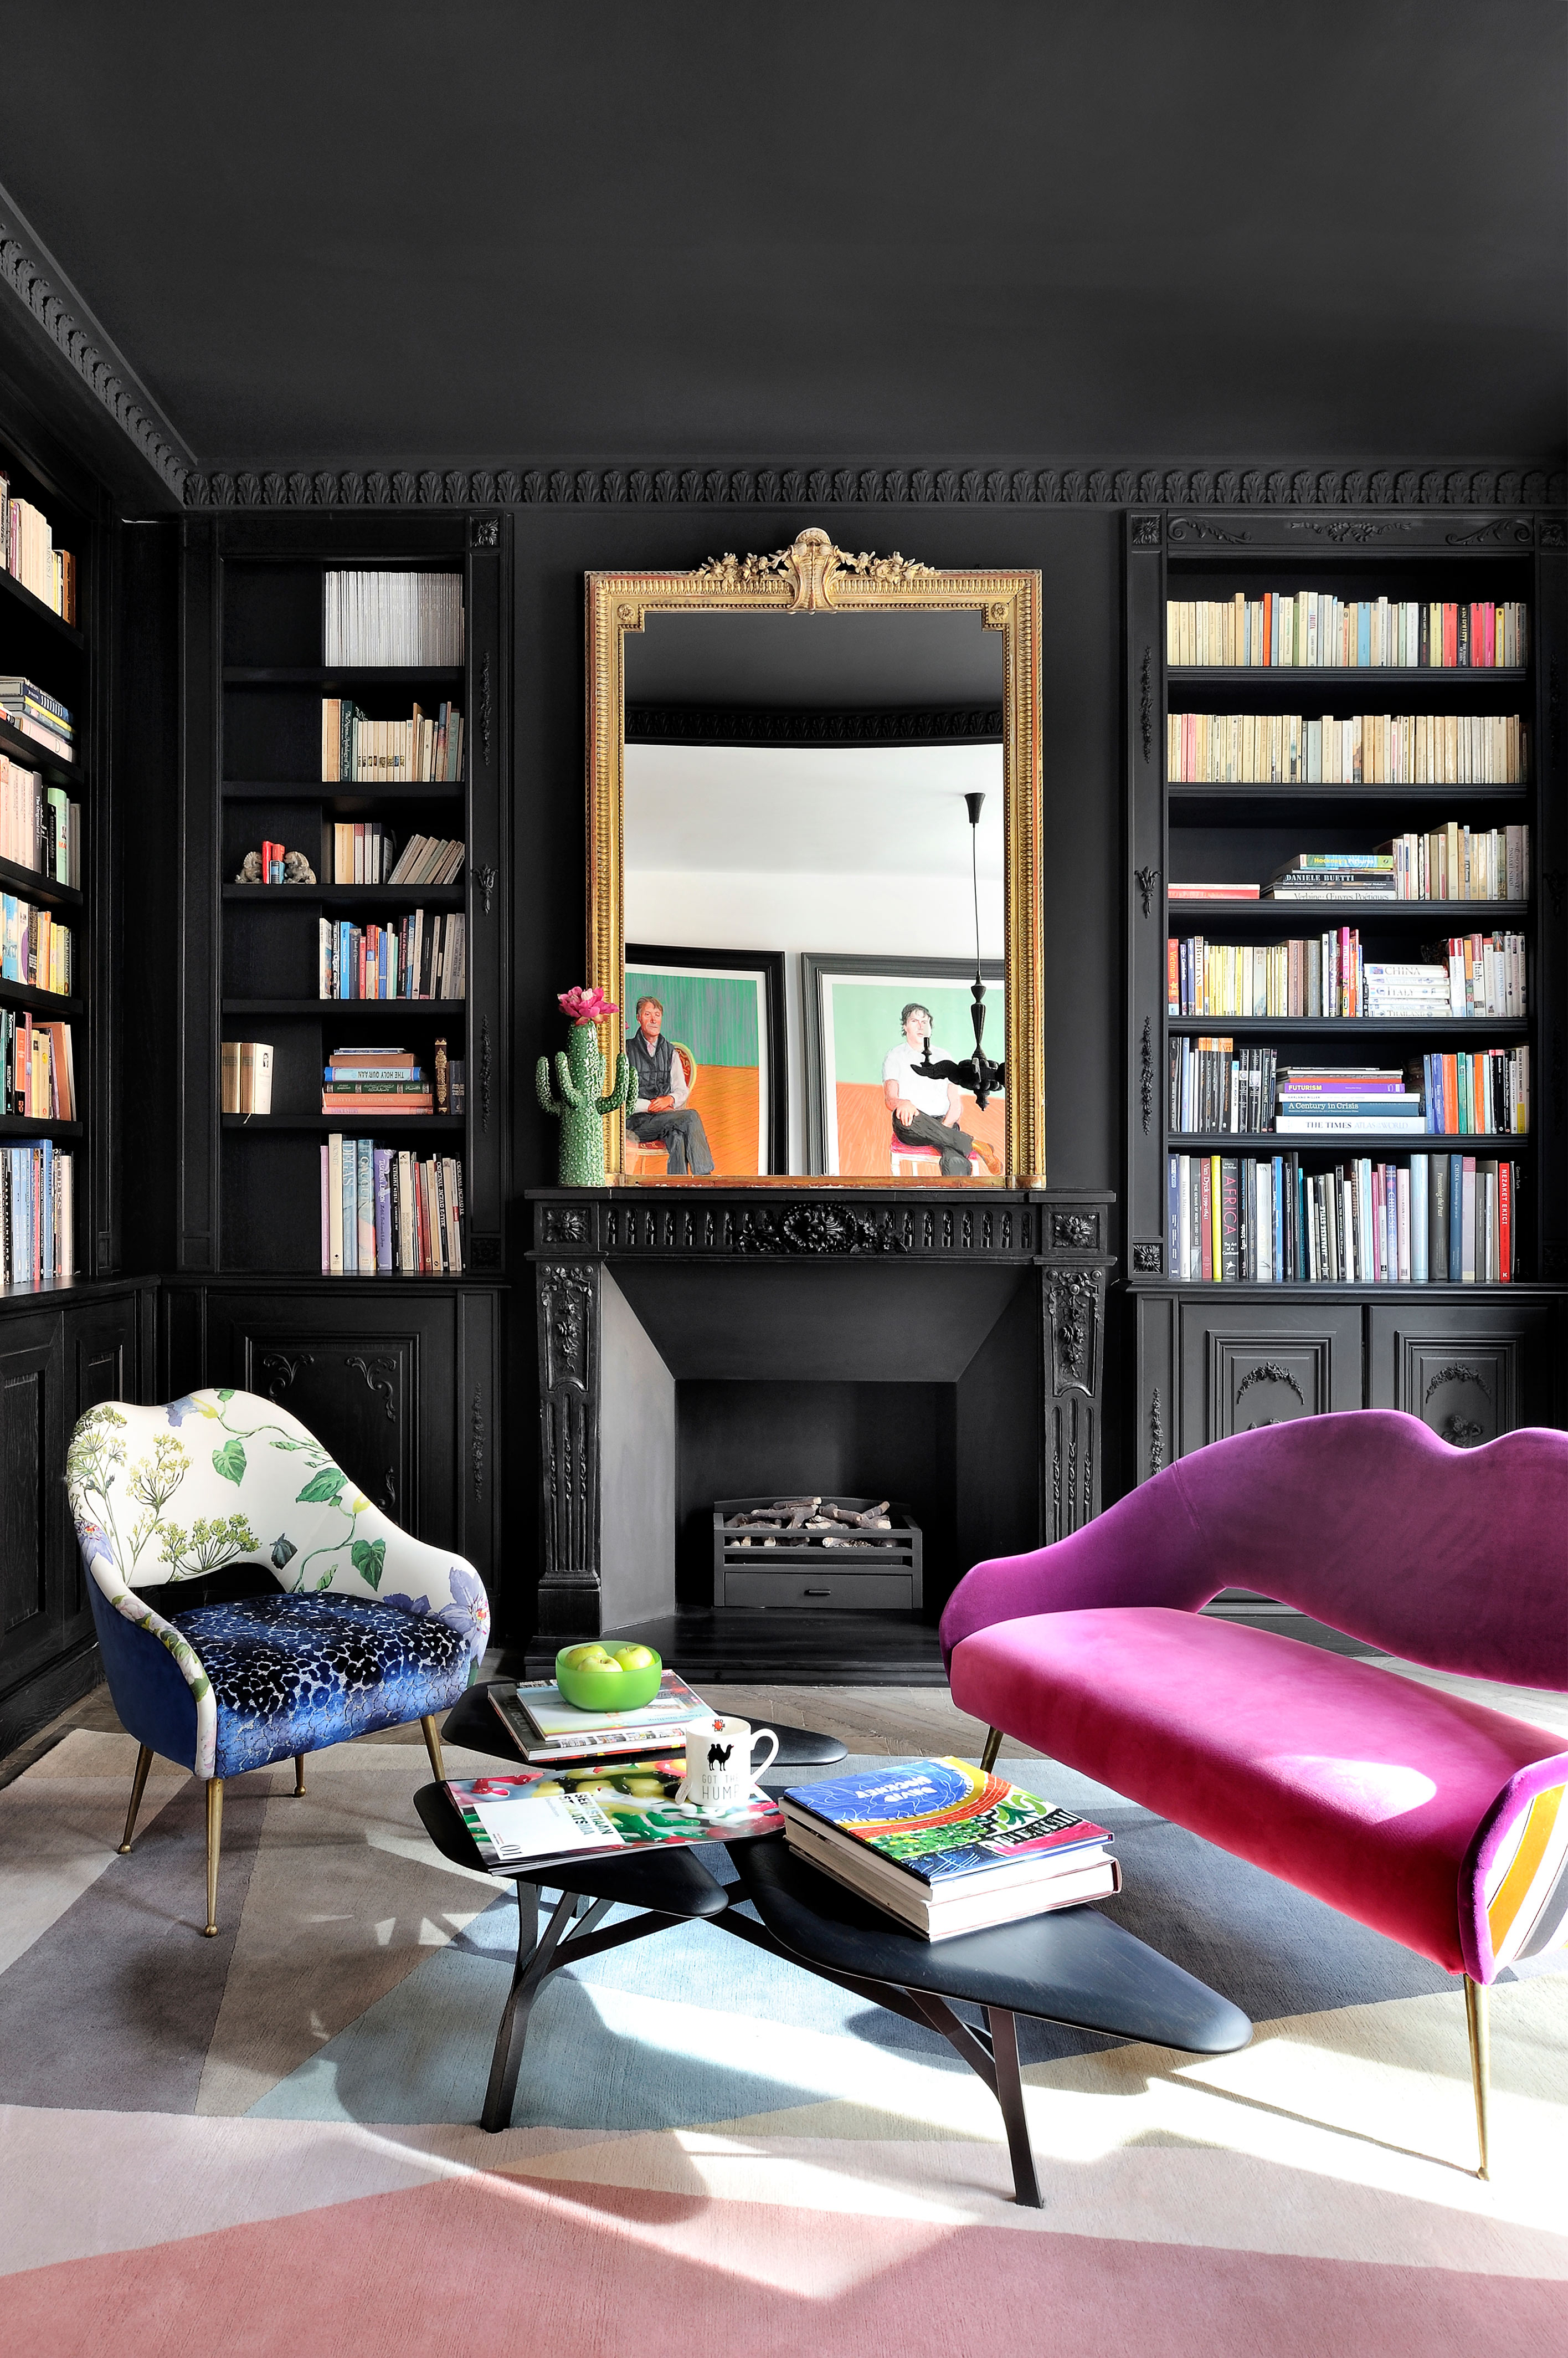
[1123,509,1567,1505]
[173,510,510,1596]
[0,409,156,1747]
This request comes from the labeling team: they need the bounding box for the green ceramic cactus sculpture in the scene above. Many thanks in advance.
[537,986,634,1186]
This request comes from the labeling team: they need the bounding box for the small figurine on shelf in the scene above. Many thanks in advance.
[537,986,633,1186]
[434,1036,449,1115]
[234,845,317,884]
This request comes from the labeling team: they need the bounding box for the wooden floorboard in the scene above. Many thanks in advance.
[523,1610,949,1685]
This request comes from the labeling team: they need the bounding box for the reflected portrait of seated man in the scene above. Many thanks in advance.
[625,993,715,1176]
[882,1001,1000,1177]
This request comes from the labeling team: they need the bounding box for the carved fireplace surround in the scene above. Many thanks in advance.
[527,1187,1114,1680]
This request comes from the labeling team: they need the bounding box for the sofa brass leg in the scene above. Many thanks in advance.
[421,1714,446,1784]
[979,1726,1003,1773]
[292,1754,307,1797]
[204,1778,224,1937]
[1465,1976,1490,2180]
[119,1744,154,1853]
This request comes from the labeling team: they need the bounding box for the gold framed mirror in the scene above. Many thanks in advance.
[585,527,1043,1185]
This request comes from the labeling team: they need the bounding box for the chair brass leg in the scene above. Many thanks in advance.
[1466,1976,1490,2180]
[421,1714,446,1783]
[979,1725,1003,1774]
[118,1744,154,1853]
[204,1777,224,1937]
[292,1755,307,1797]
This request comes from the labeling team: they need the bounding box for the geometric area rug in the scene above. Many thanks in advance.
[2,1729,1567,2356]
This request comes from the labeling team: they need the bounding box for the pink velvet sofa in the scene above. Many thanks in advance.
[940,1411,1568,2175]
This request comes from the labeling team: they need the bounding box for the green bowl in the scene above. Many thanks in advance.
[554,1647,662,1713]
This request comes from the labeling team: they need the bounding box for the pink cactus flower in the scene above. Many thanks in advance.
[557,985,618,1024]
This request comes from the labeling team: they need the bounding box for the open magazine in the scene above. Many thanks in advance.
[447,1756,782,1872]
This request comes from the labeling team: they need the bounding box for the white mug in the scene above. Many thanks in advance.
[681,1716,780,1814]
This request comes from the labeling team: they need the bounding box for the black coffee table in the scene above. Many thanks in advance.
[422,1681,1252,2205]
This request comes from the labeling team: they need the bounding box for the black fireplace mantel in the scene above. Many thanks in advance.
[526,1186,1114,1677]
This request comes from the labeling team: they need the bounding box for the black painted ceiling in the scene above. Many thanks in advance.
[0,0,1562,474]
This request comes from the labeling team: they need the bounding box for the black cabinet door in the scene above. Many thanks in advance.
[0,1310,68,1701]
[1369,1300,1560,1446]
[201,1287,458,1550]
[1178,1300,1364,1452]
[60,1294,143,1648]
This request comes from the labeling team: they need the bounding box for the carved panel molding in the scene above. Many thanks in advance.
[182,464,1568,511]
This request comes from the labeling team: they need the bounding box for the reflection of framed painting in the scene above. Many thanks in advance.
[801,952,1006,1178]
[623,945,787,1176]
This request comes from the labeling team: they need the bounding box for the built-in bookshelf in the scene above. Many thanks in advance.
[1125,514,1566,1467]
[182,525,508,1280]
[0,442,98,1291]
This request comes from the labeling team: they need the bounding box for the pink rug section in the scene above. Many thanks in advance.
[9,2174,1565,2358]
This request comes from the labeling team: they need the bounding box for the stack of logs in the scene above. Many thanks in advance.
[724,1497,896,1550]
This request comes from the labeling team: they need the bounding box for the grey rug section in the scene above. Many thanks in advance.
[0,1775,265,2113]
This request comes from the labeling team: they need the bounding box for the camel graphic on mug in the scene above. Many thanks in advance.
[707,1742,733,1770]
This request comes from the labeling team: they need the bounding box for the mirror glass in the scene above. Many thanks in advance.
[621,609,1005,1179]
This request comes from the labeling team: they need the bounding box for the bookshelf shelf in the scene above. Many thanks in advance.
[222,883,464,908]
[0,563,84,648]
[222,998,467,1018]
[1166,1132,1528,1152]
[0,855,81,912]
[0,978,81,1016]
[223,780,465,803]
[1164,1016,1527,1037]
[1125,517,1563,1450]
[223,666,465,687]
[0,1116,81,1139]
[1167,900,1529,924]
[222,1114,464,1134]
[0,713,80,788]
[1168,666,1529,686]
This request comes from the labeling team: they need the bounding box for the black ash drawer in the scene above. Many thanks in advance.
[722,1570,917,1611]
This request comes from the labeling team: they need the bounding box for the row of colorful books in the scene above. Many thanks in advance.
[320,703,464,785]
[1168,931,1526,1021]
[1,894,71,996]
[323,571,464,668]
[0,675,74,765]
[1170,1045,1529,1139]
[317,912,465,1000]
[0,478,75,622]
[1168,1150,1519,1285]
[321,1136,463,1274]
[4,1012,75,1120]
[1170,828,1530,907]
[460,1679,1117,1943]
[0,756,78,883]
[321,1045,445,1115]
[2,1142,73,1284]
[1166,594,1526,671]
[1168,710,1526,787]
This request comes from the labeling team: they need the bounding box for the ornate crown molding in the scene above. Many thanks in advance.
[0,196,192,499]
[181,460,1568,511]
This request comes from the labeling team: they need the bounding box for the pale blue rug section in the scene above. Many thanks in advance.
[248,1755,1475,2132]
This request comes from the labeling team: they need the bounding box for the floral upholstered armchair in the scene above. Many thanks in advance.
[66,1387,490,1936]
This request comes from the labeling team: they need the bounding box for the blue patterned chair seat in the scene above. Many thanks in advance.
[168,1593,474,1778]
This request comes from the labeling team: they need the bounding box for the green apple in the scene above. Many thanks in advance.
[560,1643,621,1673]
[609,1643,659,1672]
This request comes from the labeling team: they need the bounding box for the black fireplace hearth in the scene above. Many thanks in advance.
[527,1186,1114,1681]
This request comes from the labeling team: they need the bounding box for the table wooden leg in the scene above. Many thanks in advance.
[986,2007,1041,2208]
[481,1884,570,2133]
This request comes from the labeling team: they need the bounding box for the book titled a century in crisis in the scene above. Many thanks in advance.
[781,1756,1119,1940]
